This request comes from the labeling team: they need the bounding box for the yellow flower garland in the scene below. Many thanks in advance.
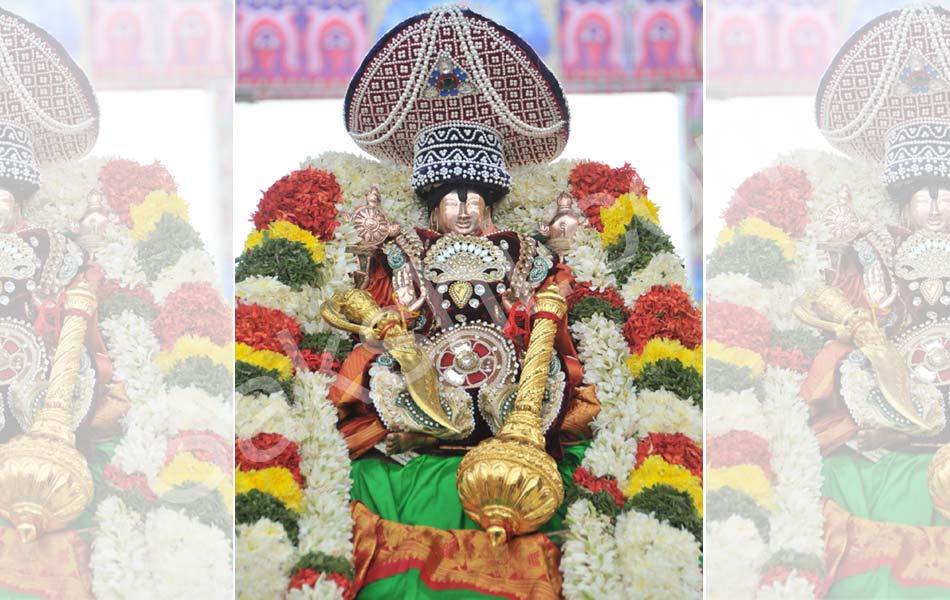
[130,190,190,242]
[716,217,796,260]
[235,466,304,513]
[235,342,294,380]
[707,464,775,510]
[624,455,703,517]
[244,220,326,264]
[598,193,661,248]
[626,338,703,377]
[707,339,764,378]
[157,335,233,373]
[155,452,233,512]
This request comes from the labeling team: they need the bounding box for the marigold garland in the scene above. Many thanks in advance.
[707,464,775,510]
[156,335,232,373]
[236,343,295,381]
[252,168,342,240]
[600,194,661,247]
[235,466,304,513]
[236,433,305,488]
[707,339,764,378]
[99,158,178,226]
[245,220,327,264]
[155,452,231,510]
[717,217,796,261]
[130,190,190,242]
[624,455,703,517]
[625,338,703,377]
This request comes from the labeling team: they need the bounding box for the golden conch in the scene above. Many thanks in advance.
[456,284,566,546]
[929,444,950,519]
[0,278,97,543]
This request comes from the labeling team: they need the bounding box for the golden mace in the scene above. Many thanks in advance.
[0,277,97,543]
[456,284,566,546]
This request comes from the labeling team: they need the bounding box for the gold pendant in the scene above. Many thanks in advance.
[449,281,473,308]
[921,278,943,305]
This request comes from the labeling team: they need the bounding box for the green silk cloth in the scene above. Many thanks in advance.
[350,443,589,599]
[822,451,950,599]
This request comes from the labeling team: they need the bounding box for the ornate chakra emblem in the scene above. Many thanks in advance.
[423,321,518,390]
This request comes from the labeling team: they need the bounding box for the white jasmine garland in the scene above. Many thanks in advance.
[621,252,690,306]
[236,519,295,600]
[634,389,703,443]
[706,516,769,600]
[99,312,164,405]
[292,370,356,564]
[564,226,617,290]
[235,390,302,442]
[706,388,770,438]
[90,497,150,598]
[614,510,702,599]
[151,248,218,302]
[756,572,818,600]
[95,236,149,288]
[144,507,233,598]
[560,500,623,600]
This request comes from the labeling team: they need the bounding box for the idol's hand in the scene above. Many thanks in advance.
[393,267,425,311]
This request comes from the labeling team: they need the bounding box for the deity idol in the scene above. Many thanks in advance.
[791,5,950,595]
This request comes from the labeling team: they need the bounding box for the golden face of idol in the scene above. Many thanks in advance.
[903,187,950,233]
[430,189,494,236]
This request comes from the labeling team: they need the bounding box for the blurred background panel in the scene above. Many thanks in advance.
[234,0,704,297]
[6,0,234,294]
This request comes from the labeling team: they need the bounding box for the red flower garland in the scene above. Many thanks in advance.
[573,466,626,508]
[154,282,231,350]
[569,161,648,201]
[99,159,177,227]
[575,192,614,232]
[288,569,352,597]
[706,300,771,354]
[759,566,821,592]
[252,168,342,240]
[635,432,703,482]
[763,345,812,373]
[723,166,811,238]
[99,278,156,306]
[300,349,342,375]
[622,284,702,354]
[103,464,158,502]
[706,430,775,483]
[236,432,305,488]
[235,302,302,354]
[166,430,232,474]
[566,282,628,312]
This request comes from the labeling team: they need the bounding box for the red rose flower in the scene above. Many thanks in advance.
[635,432,703,482]
[623,285,702,354]
[706,300,771,354]
[301,349,341,374]
[573,466,626,508]
[252,168,342,240]
[723,166,811,238]
[236,432,305,487]
[706,430,775,483]
[154,282,230,350]
[99,159,177,226]
[235,302,302,354]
